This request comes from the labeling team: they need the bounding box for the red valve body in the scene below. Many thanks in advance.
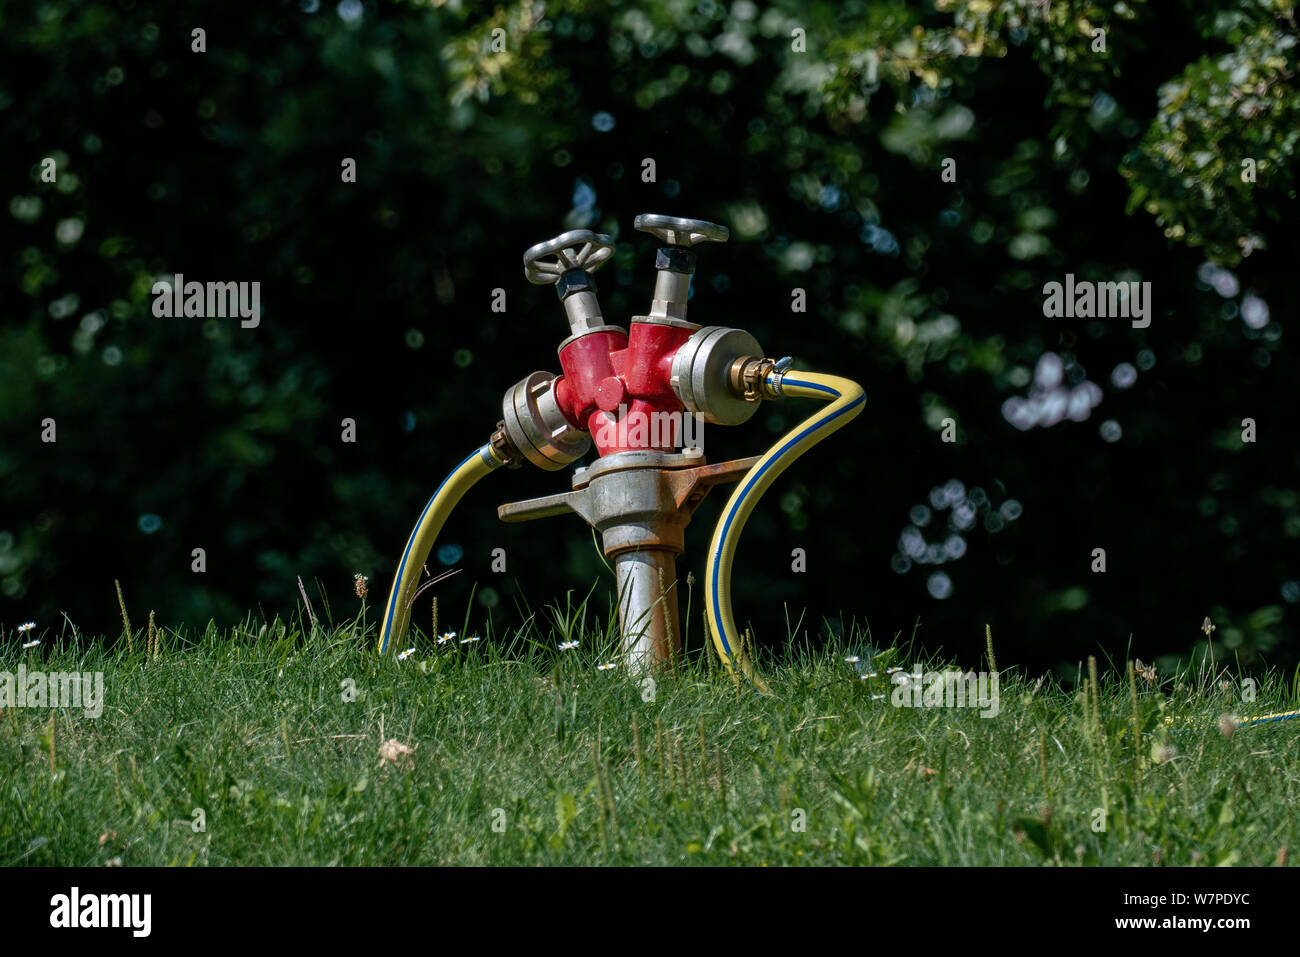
[554,322,695,456]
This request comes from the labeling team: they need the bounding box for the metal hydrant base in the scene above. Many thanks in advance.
[498,449,759,672]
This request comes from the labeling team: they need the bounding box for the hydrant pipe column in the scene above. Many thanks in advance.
[613,548,682,670]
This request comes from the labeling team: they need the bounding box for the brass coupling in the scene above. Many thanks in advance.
[489,420,526,469]
[728,356,781,402]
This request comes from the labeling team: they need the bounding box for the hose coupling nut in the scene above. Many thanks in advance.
[489,421,525,469]
[729,356,779,402]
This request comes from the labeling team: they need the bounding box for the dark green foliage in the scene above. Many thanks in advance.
[2,0,1297,672]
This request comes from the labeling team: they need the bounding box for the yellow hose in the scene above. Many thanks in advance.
[705,370,866,679]
[377,444,504,654]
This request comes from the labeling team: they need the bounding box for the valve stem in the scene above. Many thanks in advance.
[634,215,729,328]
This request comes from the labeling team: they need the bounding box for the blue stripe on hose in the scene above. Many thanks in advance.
[709,377,865,657]
[379,447,483,654]
[1239,711,1300,728]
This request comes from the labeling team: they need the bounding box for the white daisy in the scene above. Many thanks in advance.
[844,655,860,664]
[859,672,878,680]
[884,666,904,675]
[558,640,579,651]
[597,662,617,672]
[460,634,480,645]
[437,632,456,645]
[18,622,36,633]
[22,639,40,650]
[397,648,416,661]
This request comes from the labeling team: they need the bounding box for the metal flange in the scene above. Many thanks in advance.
[501,371,591,471]
[669,326,764,426]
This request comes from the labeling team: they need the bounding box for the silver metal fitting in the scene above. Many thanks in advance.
[497,448,760,673]
[769,356,794,397]
[669,326,764,426]
[634,214,729,326]
[633,214,730,248]
[522,229,615,283]
[522,229,616,338]
[501,371,591,471]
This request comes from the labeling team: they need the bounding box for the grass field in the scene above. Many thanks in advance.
[3,596,1298,866]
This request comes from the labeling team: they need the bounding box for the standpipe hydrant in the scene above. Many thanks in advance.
[378,214,866,679]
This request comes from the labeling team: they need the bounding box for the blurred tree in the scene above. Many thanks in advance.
[2,0,1296,674]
